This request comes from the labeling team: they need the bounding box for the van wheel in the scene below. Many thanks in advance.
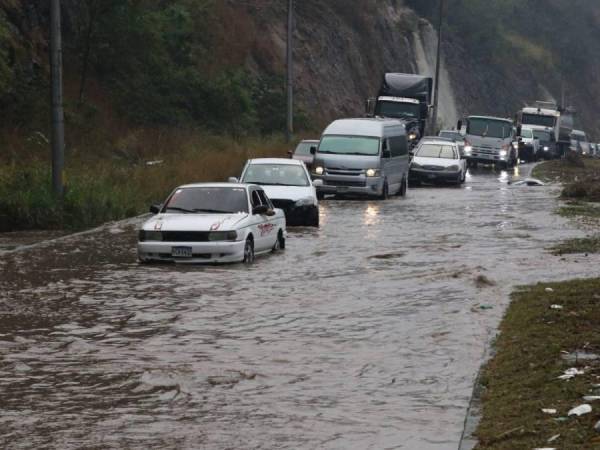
[243,238,255,264]
[398,176,407,197]
[379,180,389,200]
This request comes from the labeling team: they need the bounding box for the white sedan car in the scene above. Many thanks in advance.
[409,138,467,185]
[231,158,320,227]
[137,183,286,264]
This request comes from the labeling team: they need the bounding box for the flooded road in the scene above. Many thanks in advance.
[2,165,599,449]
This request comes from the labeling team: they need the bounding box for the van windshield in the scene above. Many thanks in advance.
[318,136,380,156]
[467,118,512,139]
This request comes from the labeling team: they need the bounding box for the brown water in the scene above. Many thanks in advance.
[1,165,598,449]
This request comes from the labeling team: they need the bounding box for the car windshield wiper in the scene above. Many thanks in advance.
[192,208,232,214]
[165,206,195,213]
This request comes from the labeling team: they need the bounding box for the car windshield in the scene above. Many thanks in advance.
[467,118,512,139]
[520,128,534,138]
[164,187,248,214]
[318,136,380,156]
[242,164,309,187]
[439,131,463,141]
[375,101,420,119]
[533,130,552,141]
[294,142,316,156]
[416,144,457,159]
[522,113,555,128]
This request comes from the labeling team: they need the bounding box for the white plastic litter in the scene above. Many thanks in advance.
[542,408,557,414]
[548,434,560,443]
[595,420,600,432]
[533,448,556,450]
[583,396,600,402]
[550,305,563,310]
[558,368,585,380]
[568,404,592,416]
[545,287,554,293]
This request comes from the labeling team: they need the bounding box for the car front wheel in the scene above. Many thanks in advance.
[272,230,285,251]
[243,238,255,264]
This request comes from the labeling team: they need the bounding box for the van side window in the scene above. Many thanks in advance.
[390,136,408,157]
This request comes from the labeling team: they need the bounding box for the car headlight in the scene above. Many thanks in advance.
[208,231,238,241]
[544,146,549,151]
[499,150,508,157]
[365,168,380,177]
[295,196,314,207]
[512,142,519,149]
[411,162,422,169]
[314,166,324,175]
[408,133,418,141]
[445,165,460,171]
[139,230,162,242]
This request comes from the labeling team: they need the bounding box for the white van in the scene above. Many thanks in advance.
[310,118,410,200]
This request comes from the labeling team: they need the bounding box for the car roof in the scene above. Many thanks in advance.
[439,130,462,134]
[177,182,254,190]
[299,139,319,143]
[323,118,406,137]
[468,115,513,123]
[420,137,458,145]
[247,158,304,165]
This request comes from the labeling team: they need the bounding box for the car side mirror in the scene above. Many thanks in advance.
[312,179,323,187]
[382,149,391,159]
[287,150,293,158]
[228,177,239,183]
[150,203,162,214]
[266,208,276,217]
[253,205,269,215]
[310,146,317,155]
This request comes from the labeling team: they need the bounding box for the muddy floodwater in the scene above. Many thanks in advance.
[1,165,599,449]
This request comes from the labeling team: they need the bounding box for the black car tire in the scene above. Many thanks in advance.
[307,207,319,227]
[243,238,255,264]
[379,180,389,200]
[316,192,325,200]
[398,176,408,197]
[272,230,285,251]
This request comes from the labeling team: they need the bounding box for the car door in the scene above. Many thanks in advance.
[390,134,410,189]
[249,188,269,252]
[257,189,278,250]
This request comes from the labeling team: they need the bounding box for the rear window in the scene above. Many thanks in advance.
[294,142,315,156]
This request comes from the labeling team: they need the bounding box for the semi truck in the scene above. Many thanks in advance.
[517,101,574,159]
[367,73,433,148]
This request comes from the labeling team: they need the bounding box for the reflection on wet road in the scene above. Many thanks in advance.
[1,165,599,449]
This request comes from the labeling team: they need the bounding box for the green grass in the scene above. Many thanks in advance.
[550,236,600,255]
[0,131,291,231]
[533,158,600,202]
[475,279,600,449]
[558,202,600,219]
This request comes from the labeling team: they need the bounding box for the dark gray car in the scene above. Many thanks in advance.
[289,140,319,171]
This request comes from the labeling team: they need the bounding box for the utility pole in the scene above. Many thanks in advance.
[286,0,294,143]
[50,0,65,197]
[431,0,445,134]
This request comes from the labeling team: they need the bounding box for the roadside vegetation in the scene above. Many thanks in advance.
[0,132,290,231]
[475,280,600,449]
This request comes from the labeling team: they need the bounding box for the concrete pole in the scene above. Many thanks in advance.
[431,0,444,134]
[286,0,294,143]
[50,0,65,197]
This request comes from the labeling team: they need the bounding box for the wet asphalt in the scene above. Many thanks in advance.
[1,164,599,449]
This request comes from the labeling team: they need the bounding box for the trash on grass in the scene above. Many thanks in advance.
[568,404,592,416]
[542,408,557,414]
[583,396,600,402]
[548,434,560,443]
[545,287,554,293]
[558,368,585,380]
[550,304,563,310]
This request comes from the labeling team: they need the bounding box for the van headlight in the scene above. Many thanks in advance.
[365,168,380,177]
[544,146,549,151]
[314,166,324,175]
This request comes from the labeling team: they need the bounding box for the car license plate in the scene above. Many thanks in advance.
[337,186,349,193]
[428,174,437,179]
[172,246,192,258]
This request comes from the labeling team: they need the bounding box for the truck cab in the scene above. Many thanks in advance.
[459,116,517,169]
